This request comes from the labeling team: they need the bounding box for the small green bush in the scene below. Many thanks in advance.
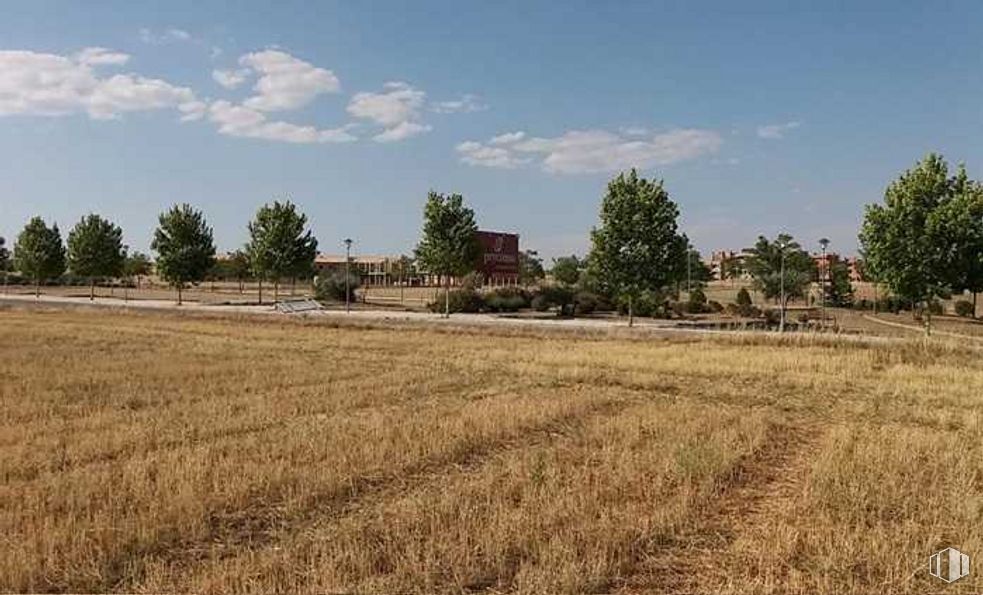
[707,300,724,313]
[315,270,360,302]
[736,287,752,307]
[428,289,485,313]
[484,287,531,312]
[954,300,975,318]
[574,291,599,315]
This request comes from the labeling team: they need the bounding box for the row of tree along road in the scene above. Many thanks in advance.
[1,153,980,330]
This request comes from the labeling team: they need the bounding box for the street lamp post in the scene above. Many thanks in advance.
[779,239,787,333]
[344,238,352,313]
[818,238,829,327]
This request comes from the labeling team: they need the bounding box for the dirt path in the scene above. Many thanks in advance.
[618,421,823,594]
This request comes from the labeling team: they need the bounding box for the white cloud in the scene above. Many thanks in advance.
[0,48,199,120]
[74,47,130,66]
[457,128,722,174]
[456,141,528,169]
[347,81,430,142]
[212,68,249,89]
[239,50,339,112]
[208,100,356,144]
[373,120,431,143]
[430,93,487,114]
[489,131,525,145]
[139,28,195,45]
[756,121,800,139]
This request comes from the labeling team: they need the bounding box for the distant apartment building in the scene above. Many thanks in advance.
[811,253,864,283]
[708,250,752,281]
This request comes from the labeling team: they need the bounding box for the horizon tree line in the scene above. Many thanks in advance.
[2,152,980,325]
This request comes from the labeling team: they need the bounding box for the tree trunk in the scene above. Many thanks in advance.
[35,277,40,298]
[628,295,634,327]
[239,279,244,294]
[274,279,279,303]
[90,279,95,301]
[291,278,296,296]
[925,308,932,337]
[444,275,450,318]
[258,279,263,305]
[177,284,183,306]
[974,292,978,319]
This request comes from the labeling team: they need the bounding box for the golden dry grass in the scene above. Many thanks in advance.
[1,307,981,594]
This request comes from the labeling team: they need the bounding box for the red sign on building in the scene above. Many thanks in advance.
[475,230,519,280]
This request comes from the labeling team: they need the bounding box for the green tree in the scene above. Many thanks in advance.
[825,259,855,307]
[14,217,66,297]
[0,236,10,290]
[518,249,545,286]
[151,204,216,305]
[414,191,480,317]
[860,155,953,325]
[66,214,126,301]
[550,255,582,287]
[929,175,983,317]
[744,233,816,330]
[124,251,153,289]
[682,244,712,291]
[588,169,687,326]
[227,250,252,293]
[245,200,318,303]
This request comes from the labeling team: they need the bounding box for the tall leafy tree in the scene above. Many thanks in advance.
[14,217,66,297]
[825,258,855,307]
[860,154,972,331]
[124,251,153,289]
[66,214,126,301]
[929,173,983,317]
[0,236,10,290]
[518,250,545,286]
[551,255,582,287]
[744,233,816,328]
[227,250,252,294]
[245,200,318,303]
[588,169,687,326]
[151,204,216,305]
[415,191,480,317]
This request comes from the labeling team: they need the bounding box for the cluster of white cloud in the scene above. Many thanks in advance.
[347,82,432,142]
[756,121,800,139]
[0,48,204,121]
[205,50,352,143]
[0,43,483,147]
[457,128,722,174]
[430,93,487,114]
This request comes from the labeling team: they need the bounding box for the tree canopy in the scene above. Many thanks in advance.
[859,154,971,314]
[245,200,318,302]
[744,233,816,305]
[588,169,687,325]
[67,214,126,300]
[14,217,66,296]
[551,255,582,287]
[518,250,545,286]
[415,191,480,317]
[0,236,9,274]
[151,204,216,304]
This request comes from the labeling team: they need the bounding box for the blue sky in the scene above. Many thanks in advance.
[2,0,982,260]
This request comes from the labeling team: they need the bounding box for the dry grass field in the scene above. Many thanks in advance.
[1,307,982,594]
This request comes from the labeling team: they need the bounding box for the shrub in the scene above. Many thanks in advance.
[685,287,709,314]
[954,300,975,318]
[736,287,752,307]
[315,270,360,302]
[484,288,530,312]
[708,300,724,313]
[574,291,599,315]
[428,289,485,313]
